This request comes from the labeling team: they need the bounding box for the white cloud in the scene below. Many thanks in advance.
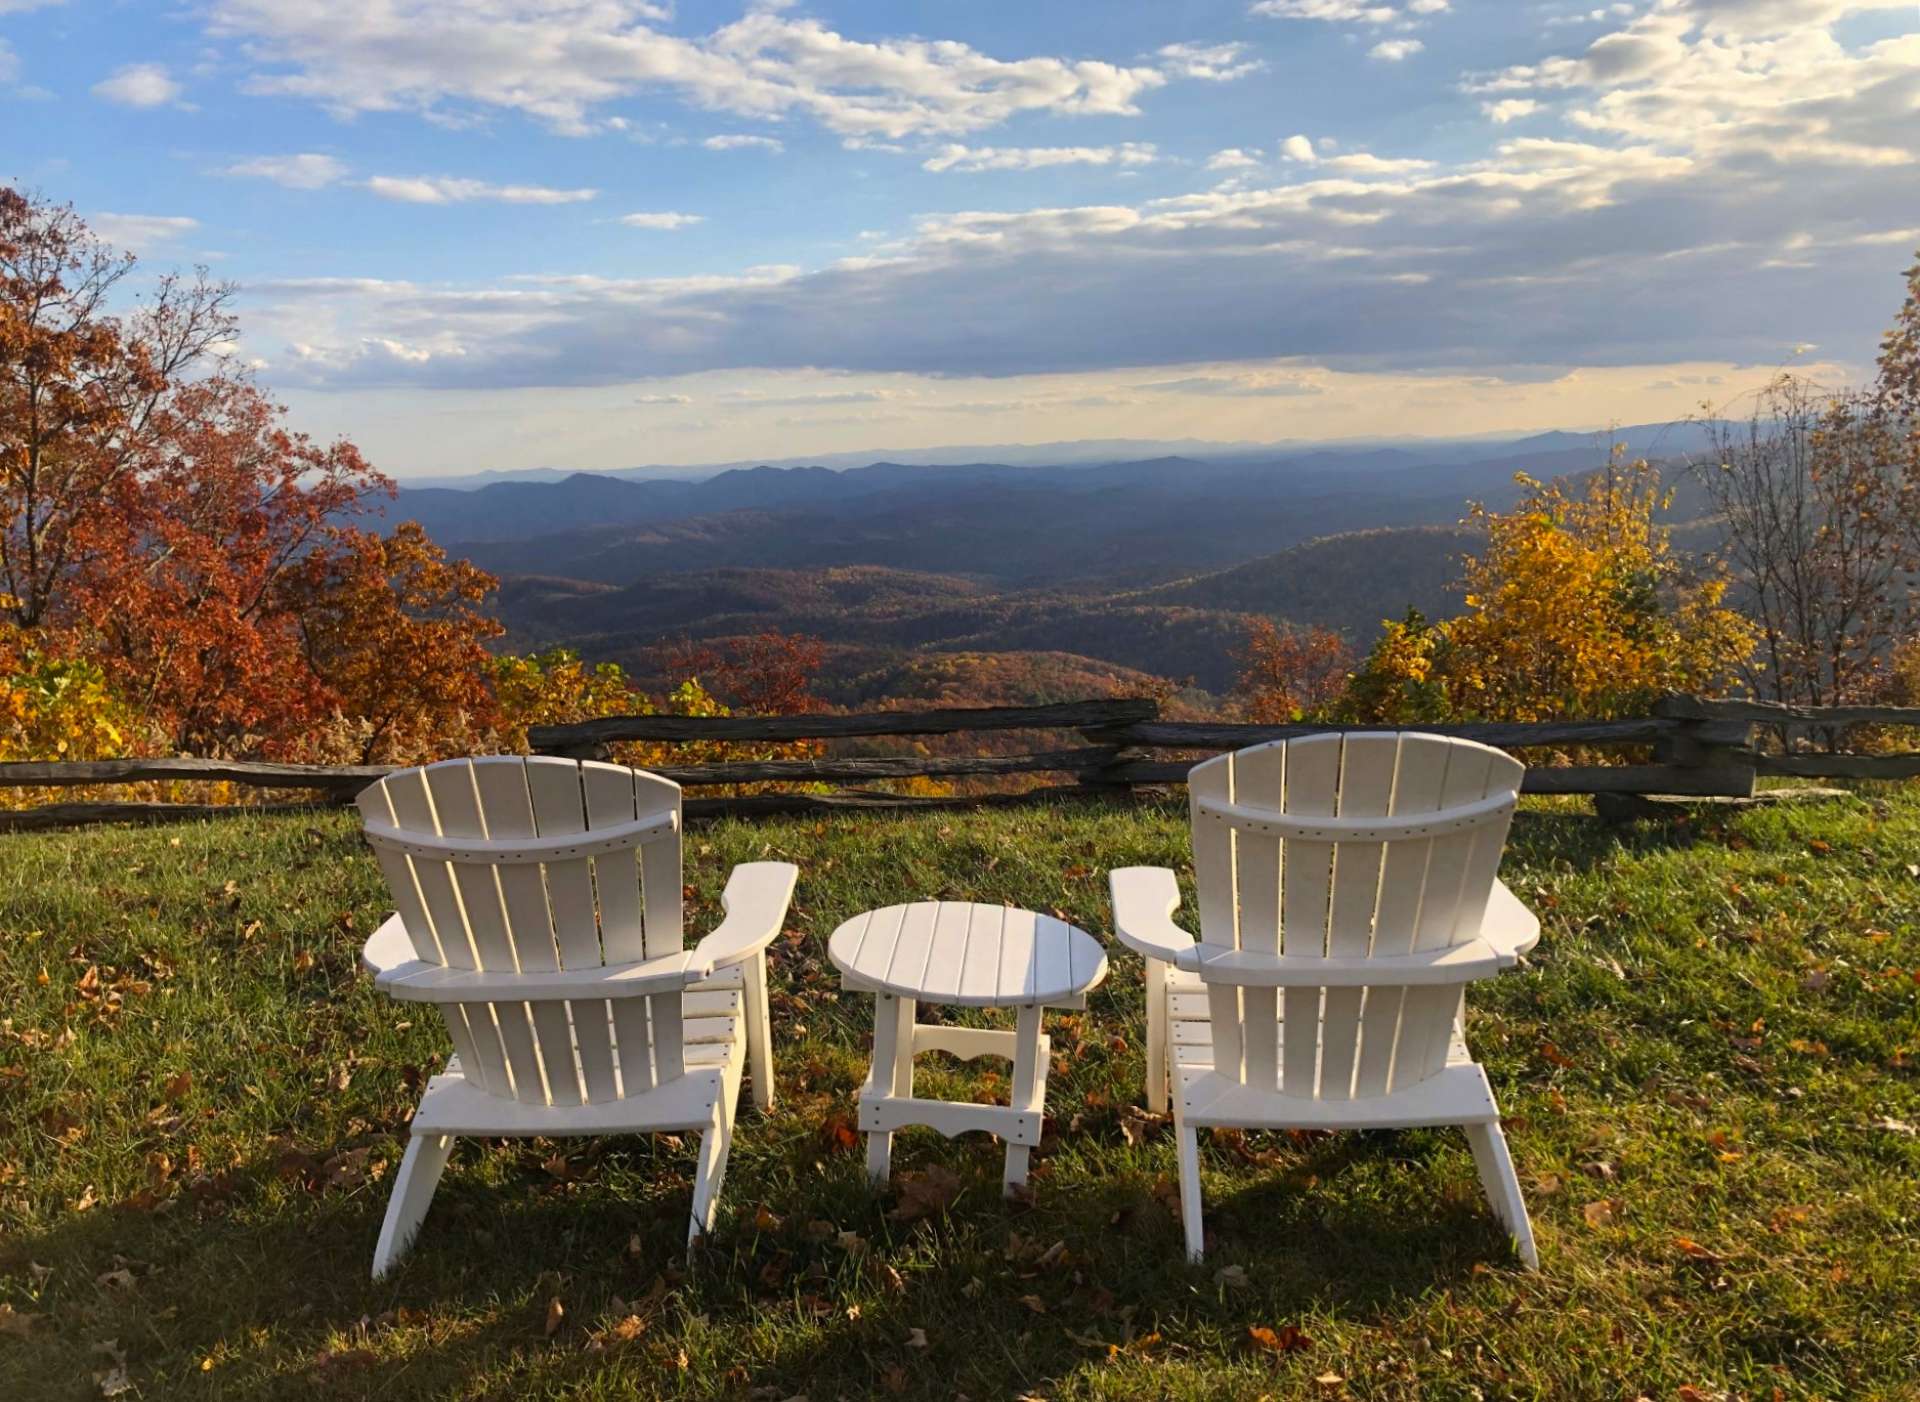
[1136,373,1325,397]
[1407,0,1450,12]
[1206,148,1263,170]
[92,63,183,108]
[0,39,16,85]
[1473,2,1920,169]
[1156,41,1264,82]
[0,0,67,12]
[923,143,1157,173]
[1482,98,1540,124]
[633,393,693,405]
[703,134,785,152]
[1369,39,1425,61]
[365,176,599,205]
[618,211,705,229]
[222,153,348,188]
[229,0,1920,406]
[89,213,198,252]
[1320,151,1435,175]
[205,2,1171,139]
[1250,0,1398,20]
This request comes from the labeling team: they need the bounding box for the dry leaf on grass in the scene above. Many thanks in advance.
[0,1303,40,1337]
[91,1341,132,1398]
[544,1297,565,1337]
[1214,1265,1249,1290]
[905,1327,928,1348]
[1018,1294,1048,1314]
[1582,1198,1621,1229]
[1118,1106,1166,1147]
[1247,1324,1312,1355]
[888,1164,962,1223]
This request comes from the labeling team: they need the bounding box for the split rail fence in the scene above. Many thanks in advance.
[3,694,1920,833]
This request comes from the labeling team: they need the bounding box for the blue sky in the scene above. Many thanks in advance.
[4,0,1919,475]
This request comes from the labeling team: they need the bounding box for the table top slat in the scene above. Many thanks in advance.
[829,900,1106,1007]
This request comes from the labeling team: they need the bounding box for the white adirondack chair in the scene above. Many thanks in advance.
[1110,732,1541,1266]
[354,755,797,1277]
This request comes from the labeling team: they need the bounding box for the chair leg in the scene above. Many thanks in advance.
[372,1134,453,1279]
[1175,1124,1206,1262]
[1144,958,1169,1116]
[687,1101,733,1248]
[1465,1120,1538,1270]
[742,951,776,1113]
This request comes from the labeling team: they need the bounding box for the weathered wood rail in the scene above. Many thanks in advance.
[4,693,1920,832]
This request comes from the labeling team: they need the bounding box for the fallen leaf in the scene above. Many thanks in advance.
[1870,1116,1916,1136]
[889,1164,962,1223]
[1315,1373,1347,1392]
[1582,1198,1621,1229]
[1118,1105,1166,1147]
[91,1341,133,1398]
[95,1268,136,1292]
[1018,1294,1047,1314]
[1247,1324,1312,1355]
[0,1303,39,1337]
[905,1327,928,1348]
[1214,1264,1250,1290]
[161,1071,192,1102]
[321,1147,373,1190]
[544,1297,565,1337]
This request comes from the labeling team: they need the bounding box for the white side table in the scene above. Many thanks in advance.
[828,901,1108,1194]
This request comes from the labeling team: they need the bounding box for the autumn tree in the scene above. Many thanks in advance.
[1343,461,1752,723]
[657,630,826,715]
[1,189,242,630]
[1234,619,1353,722]
[284,523,503,764]
[72,377,384,750]
[1693,253,1920,708]
[0,187,520,765]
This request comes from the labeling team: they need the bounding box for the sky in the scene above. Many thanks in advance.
[3,0,1919,477]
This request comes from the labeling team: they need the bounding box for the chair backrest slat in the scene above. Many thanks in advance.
[358,756,688,1108]
[1318,733,1399,1101]
[1188,733,1521,1100]
[471,759,562,973]
[1189,756,1245,1081]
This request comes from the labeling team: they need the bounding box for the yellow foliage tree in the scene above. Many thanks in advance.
[1343,460,1753,723]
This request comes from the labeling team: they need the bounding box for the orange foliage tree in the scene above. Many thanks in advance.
[658,630,826,715]
[0,187,514,765]
[284,523,504,764]
[1234,619,1354,722]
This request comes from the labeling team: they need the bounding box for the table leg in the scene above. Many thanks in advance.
[865,993,916,1184]
[1003,1004,1045,1195]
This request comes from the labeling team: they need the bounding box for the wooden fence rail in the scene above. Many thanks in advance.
[4,692,1919,833]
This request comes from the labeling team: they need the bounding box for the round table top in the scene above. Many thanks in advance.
[827,901,1108,1007]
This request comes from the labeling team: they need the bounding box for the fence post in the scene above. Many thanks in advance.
[1081,698,1160,794]
[1650,695,1756,797]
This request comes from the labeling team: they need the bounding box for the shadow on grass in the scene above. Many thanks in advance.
[3,1118,1522,1400]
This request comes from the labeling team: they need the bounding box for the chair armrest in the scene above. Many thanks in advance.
[361,912,424,979]
[1480,879,1541,959]
[1110,866,1198,965]
[690,862,799,970]
[1189,937,1512,988]
[376,949,708,1004]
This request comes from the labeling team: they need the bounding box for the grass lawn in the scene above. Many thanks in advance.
[2,790,1918,1399]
